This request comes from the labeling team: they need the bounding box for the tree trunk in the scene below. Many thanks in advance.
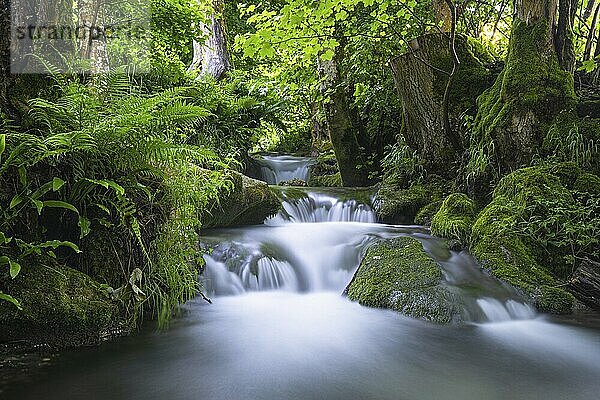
[584,0,597,20]
[318,46,369,187]
[555,0,576,73]
[389,33,491,176]
[78,0,109,73]
[473,0,576,172]
[189,0,230,80]
[583,2,600,61]
[433,0,452,31]
[569,258,600,310]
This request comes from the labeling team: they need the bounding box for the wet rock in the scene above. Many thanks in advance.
[202,170,280,228]
[345,236,463,324]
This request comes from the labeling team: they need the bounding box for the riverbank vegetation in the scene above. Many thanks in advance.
[1,0,600,348]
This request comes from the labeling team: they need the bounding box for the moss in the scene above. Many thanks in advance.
[473,18,577,172]
[430,194,476,245]
[536,286,575,315]
[346,237,464,324]
[414,200,443,226]
[432,34,494,117]
[279,178,308,187]
[468,163,598,314]
[375,177,450,224]
[202,170,280,228]
[0,259,125,348]
[307,172,342,187]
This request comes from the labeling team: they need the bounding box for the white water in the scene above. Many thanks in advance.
[9,169,600,400]
[266,190,376,224]
[254,155,315,184]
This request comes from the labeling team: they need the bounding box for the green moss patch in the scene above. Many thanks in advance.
[431,193,476,245]
[346,237,463,324]
[469,163,600,314]
[0,260,124,348]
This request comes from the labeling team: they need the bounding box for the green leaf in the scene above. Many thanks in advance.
[9,260,21,279]
[78,216,91,239]
[32,199,44,215]
[9,195,23,209]
[0,292,22,310]
[0,231,10,244]
[18,166,27,186]
[85,179,125,196]
[0,256,10,265]
[38,240,82,253]
[0,134,5,161]
[52,177,65,191]
[321,49,335,61]
[43,200,79,214]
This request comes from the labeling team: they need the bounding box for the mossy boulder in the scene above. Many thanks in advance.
[414,200,443,226]
[0,260,125,348]
[375,177,450,224]
[202,171,280,228]
[468,164,600,314]
[430,193,476,245]
[345,237,464,324]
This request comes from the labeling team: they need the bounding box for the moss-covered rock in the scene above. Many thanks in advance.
[414,200,443,226]
[375,177,450,224]
[468,164,598,314]
[0,260,125,348]
[202,171,280,228]
[345,237,464,324]
[430,193,476,245]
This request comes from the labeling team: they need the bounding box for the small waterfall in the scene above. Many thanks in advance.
[477,298,536,322]
[266,190,376,225]
[254,155,315,184]
[201,186,536,324]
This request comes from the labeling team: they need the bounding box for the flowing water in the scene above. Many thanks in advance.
[5,165,600,400]
[253,154,315,184]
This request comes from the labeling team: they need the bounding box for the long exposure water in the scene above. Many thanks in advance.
[253,154,315,184]
[5,160,600,400]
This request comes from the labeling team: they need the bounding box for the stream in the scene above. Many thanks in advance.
[6,155,600,400]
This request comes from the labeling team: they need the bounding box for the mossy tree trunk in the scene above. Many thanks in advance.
[318,42,369,187]
[189,0,230,80]
[473,0,577,172]
[390,33,491,176]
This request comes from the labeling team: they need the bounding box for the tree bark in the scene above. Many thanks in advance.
[389,33,490,176]
[77,0,109,73]
[433,0,452,31]
[189,0,230,80]
[583,2,600,61]
[473,0,576,172]
[555,0,577,73]
[318,45,369,187]
[569,258,600,310]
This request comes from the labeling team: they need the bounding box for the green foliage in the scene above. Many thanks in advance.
[0,71,235,324]
[470,164,600,314]
[380,141,426,187]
